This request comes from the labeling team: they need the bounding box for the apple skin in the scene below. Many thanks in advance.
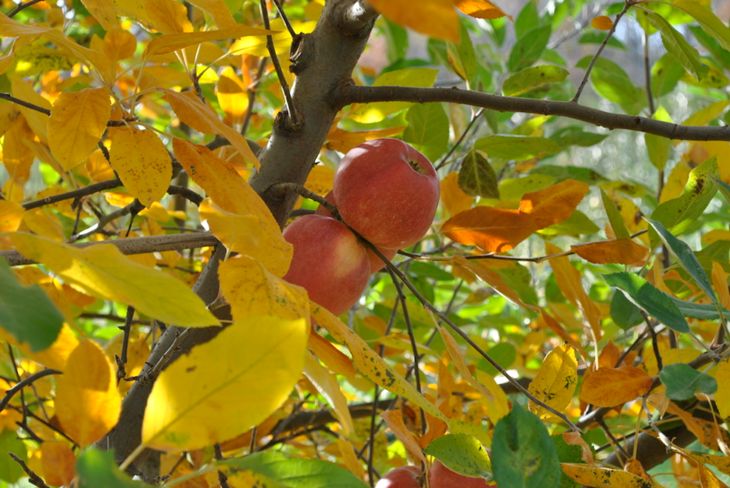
[316,190,398,273]
[282,214,370,315]
[333,139,439,249]
[375,466,422,488]
[429,461,494,488]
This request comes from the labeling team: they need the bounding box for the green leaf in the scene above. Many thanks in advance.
[646,219,718,307]
[659,363,717,400]
[475,135,561,160]
[0,430,26,483]
[403,103,449,161]
[0,258,63,351]
[576,57,644,114]
[492,403,562,488]
[550,127,608,148]
[641,9,707,80]
[651,53,686,97]
[672,0,730,51]
[539,210,600,237]
[651,158,718,233]
[515,1,540,39]
[644,107,673,171]
[77,449,152,488]
[447,20,478,83]
[672,298,730,320]
[551,434,582,488]
[425,433,491,478]
[717,177,730,202]
[502,65,569,96]
[508,25,552,72]
[458,150,499,198]
[610,290,644,330]
[601,189,629,239]
[604,272,689,333]
[223,451,369,488]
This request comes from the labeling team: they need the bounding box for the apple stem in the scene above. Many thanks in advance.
[267,182,340,219]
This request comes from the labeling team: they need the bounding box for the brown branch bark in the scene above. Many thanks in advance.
[104,1,378,479]
[334,84,730,141]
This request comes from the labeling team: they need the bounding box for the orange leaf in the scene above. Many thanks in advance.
[368,0,459,42]
[442,179,588,252]
[454,0,508,19]
[381,409,427,464]
[325,126,405,153]
[579,366,653,407]
[40,441,75,486]
[591,15,614,30]
[571,238,649,266]
[440,172,474,217]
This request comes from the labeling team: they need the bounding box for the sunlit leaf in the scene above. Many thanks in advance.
[381,409,428,464]
[108,126,171,206]
[145,25,272,55]
[528,344,578,420]
[425,433,491,478]
[187,0,237,28]
[81,0,120,30]
[368,0,459,42]
[571,238,649,266]
[503,65,569,97]
[672,0,730,51]
[591,15,613,30]
[492,404,562,487]
[600,189,629,239]
[112,0,192,33]
[55,340,121,446]
[579,366,653,407]
[641,9,706,80]
[11,233,218,328]
[142,316,307,451]
[440,172,474,217]
[303,353,354,437]
[561,464,654,488]
[48,88,111,171]
[454,0,507,19]
[40,441,75,487]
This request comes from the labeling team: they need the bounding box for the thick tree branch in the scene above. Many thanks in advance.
[335,84,730,141]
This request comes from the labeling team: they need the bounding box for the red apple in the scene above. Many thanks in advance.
[333,139,439,249]
[376,466,422,488]
[429,461,493,488]
[317,190,398,273]
[283,214,370,315]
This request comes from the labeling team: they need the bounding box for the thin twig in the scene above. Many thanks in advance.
[9,453,50,488]
[70,199,144,242]
[271,0,297,38]
[0,93,130,125]
[573,2,632,102]
[0,369,61,412]
[116,306,135,382]
[260,0,300,127]
[435,108,484,170]
[643,314,663,371]
[241,58,268,136]
[643,28,655,116]
[213,444,230,488]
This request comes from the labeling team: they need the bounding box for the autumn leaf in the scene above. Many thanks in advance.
[381,409,428,463]
[142,316,307,451]
[164,90,259,168]
[714,359,730,418]
[528,344,578,420]
[579,366,653,407]
[454,0,508,19]
[187,0,237,28]
[303,353,355,437]
[113,0,192,33]
[108,126,172,206]
[440,172,474,217]
[591,16,614,30]
[368,0,459,42]
[145,25,272,56]
[561,464,654,488]
[11,233,219,328]
[40,441,75,486]
[571,238,649,266]
[55,340,121,446]
[442,179,588,252]
[326,126,405,153]
[48,88,111,171]
[80,0,120,30]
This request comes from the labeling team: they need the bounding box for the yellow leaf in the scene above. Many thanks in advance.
[714,359,730,418]
[442,179,588,252]
[100,28,137,61]
[307,331,357,381]
[579,366,653,407]
[201,200,292,276]
[164,90,259,168]
[47,88,111,171]
[55,340,121,446]
[440,172,474,217]
[10,76,50,143]
[187,0,237,28]
[40,441,75,486]
[218,255,306,321]
[113,0,192,33]
[591,15,614,30]
[10,233,219,328]
[303,353,354,437]
[571,238,649,266]
[454,0,509,19]
[381,409,428,464]
[548,243,603,340]
[561,464,656,488]
[142,316,308,451]
[16,323,78,370]
[146,25,271,56]
[0,200,23,232]
[692,452,730,476]
[217,66,249,123]
[438,324,509,422]
[2,116,34,185]
[325,126,406,153]
[528,344,578,420]
[80,0,120,30]
[712,262,730,311]
[109,126,172,206]
[311,304,449,423]
[368,0,459,42]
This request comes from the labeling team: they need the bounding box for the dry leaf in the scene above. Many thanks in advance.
[579,366,652,407]
[528,344,578,420]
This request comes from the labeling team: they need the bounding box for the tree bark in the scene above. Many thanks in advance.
[104,1,377,479]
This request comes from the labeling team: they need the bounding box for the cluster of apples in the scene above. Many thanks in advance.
[283,138,440,314]
[376,461,495,487]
